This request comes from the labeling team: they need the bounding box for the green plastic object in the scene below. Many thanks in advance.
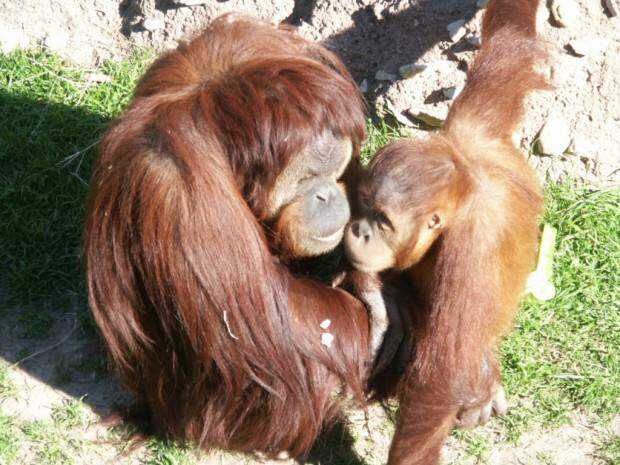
[526,224,557,301]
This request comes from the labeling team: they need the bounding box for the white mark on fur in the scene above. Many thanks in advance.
[320,319,332,329]
[321,332,334,347]
[223,310,239,340]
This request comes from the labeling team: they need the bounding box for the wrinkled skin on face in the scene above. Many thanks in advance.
[265,132,354,257]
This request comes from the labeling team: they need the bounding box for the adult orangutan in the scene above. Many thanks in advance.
[84,14,376,458]
[344,0,547,463]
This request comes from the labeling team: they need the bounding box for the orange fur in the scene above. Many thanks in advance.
[84,15,370,458]
[361,1,547,463]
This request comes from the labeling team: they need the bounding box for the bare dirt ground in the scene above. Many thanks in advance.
[1,0,618,186]
[2,347,619,465]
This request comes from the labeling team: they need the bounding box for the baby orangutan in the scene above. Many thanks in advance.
[345,0,548,463]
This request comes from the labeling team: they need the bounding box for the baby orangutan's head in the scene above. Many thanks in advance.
[345,138,469,273]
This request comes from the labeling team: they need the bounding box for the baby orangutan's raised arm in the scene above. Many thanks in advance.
[344,1,548,463]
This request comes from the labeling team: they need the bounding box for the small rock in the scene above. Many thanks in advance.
[568,37,604,57]
[472,8,486,26]
[0,28,28,54]
[429,59,460,75]
[447,19,468,42]
[610,416,620,436]
[44,32,69,53]
[385,0,410,16]
[375,70,398,81]
[538,115,571,156]
[569,134,598,158]
[143,18,165,31]
[603,0,619,16]
[170,0,208,5]
[385,100,415,127]
[372,4,385,21]
[467,34,481,48]
[406,110,445,128]
[477,0,489,7]
[399,63,427,79]
[443,84,464,100]
[86,72,112,84]
[550,0,580,28]
[359,79,368,93]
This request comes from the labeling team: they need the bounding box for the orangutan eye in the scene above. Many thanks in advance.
[298,172,317,185]
[374,211,394,232]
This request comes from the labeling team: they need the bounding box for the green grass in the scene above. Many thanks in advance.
[0,49,153,306]
[145,440,193,465]
[452,429,492,462]
[16,307,54,338]
[22,419,73,465]
[0,48,619,464]
[0,414,21,463]
[598,435,620,465]
[51,399,87,428]
[500,184,620,437]
[360,119,411,164]
[0,366,19,465]
[0,364,16,399]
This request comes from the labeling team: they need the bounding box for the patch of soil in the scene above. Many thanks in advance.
[0,0,127,65]
[2,350,617,465]
[1,0,618,185]
[0,304,127,418]
[443,413,618,465]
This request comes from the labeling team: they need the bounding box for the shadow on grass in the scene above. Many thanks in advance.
[0,90,370,464]
[0,91,123,409]
[307,420,368,465]
[0,93,103,303]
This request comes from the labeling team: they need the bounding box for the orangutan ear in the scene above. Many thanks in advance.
[427,213,443,230]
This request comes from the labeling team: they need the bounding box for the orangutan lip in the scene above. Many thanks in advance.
[313,227,344,243]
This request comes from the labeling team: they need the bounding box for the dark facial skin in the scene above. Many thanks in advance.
[344,183,445,273]
[343,141,453,273]
[344,174,399,272]
[266,131,354,257]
